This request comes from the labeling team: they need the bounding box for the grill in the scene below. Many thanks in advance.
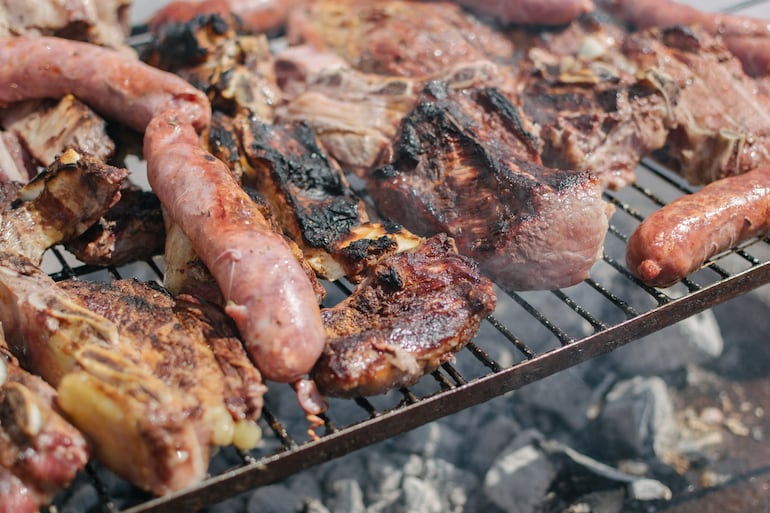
[45,154,770,513]
[43,1,770,511]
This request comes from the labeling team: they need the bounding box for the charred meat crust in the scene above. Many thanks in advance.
[313,234,496,398]
[371,82,612,291]
[238,118,368,252]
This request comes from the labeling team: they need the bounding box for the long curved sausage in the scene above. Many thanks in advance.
[626,165,770,287]
[606,0,770,76]
[0,36,326,383]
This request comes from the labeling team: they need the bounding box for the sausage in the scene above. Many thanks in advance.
[148,0,305,36]
[626,165,770,287]
[607,0,770,76]
[0,37,210,133]
[454,0,593,26]
[0,37,326,383]
[144,114,325,382]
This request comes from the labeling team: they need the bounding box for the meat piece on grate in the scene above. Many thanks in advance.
[276,44,507,173]
[313,234,495,397]
[600,0,770,77]
[0,148,128,266]
[516,15,678,190]
[59,278,266,451]
[286,0,514,78]
[0,330,89,513]
[147,0,304,37]
[145,13,281,122]
[0,0,130,47]
[64,185,165,266]
[371,81,613,291]
[0,254,208,495]
[622,26,770,184]
[0,94,115,167]
[235,115,423,282]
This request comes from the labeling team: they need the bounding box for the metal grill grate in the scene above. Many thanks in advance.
[43,157,770,513]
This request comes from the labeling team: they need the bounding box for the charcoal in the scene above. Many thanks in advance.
[246,484,304,513]
[328,479,366,513]
[482,430,558,513]
[588,377,679,460]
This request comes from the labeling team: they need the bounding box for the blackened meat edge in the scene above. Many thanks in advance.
[371,82,613,291]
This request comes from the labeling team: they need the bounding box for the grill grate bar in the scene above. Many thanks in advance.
[550,289,609,332]
[582,278,640,319]
[483,316,535,361]
[510,292,575,346]
[353,397,379,418]
[259,407,297,450]
[439,362,467,386]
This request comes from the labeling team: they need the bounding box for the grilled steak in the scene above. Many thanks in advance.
[313,234,495,397]
[0,94,115,166]
[59,278,266,450]
[0,254,208,495]
[0,148,128,266]
[622,26,770,184]
[516,16,678,189]
[371,81,613,291]
[148,0,304,36]
[286,0,514,78]
[145,13,281,121]
[276,45,506,172]
[235,115,423,282]
[601,0,770,76]
[64,185,165,266]
[0,332,89,513]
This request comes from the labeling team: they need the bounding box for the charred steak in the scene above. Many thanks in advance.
[313,234,496,397]
[371,81,613,291]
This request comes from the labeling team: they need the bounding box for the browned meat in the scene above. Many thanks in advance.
[0,94,115,166]
[64,185,165,266]
[0,148,128,266]
[0,254,207,495]
[174,294,267,446]
[0,0,131,47]
[58,278,265,450]
[313,234,495,397]
[276,45,506,173]
[516,16,678,189]
[622,26,770,184]
[148,0,304,36]
[626,165,770,287]
[0,331,89,513]
[0,35,326,385]
[0,131,34,185]
[286,0,514,78]
[454,0,594,26]
[371,82,613,291]
[601,0,770,76]
[235,116,423,281]
[145,14,281,121]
